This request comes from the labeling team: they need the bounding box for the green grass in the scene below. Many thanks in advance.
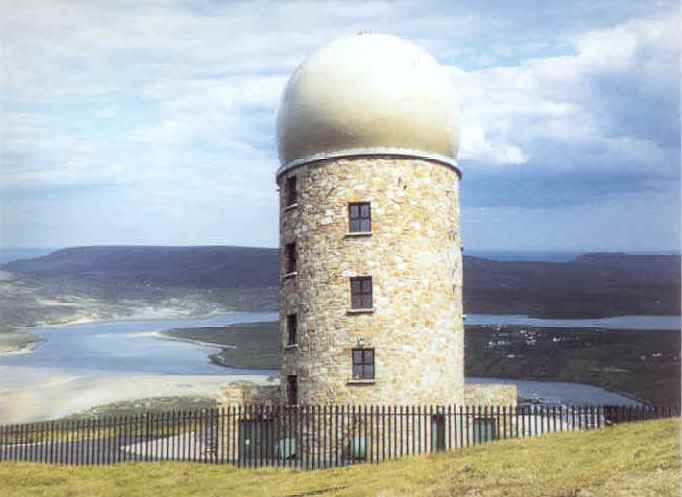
[1,418,678,497]
[163,321,281,369]
[466,326,681,405]
[0,415,210,444]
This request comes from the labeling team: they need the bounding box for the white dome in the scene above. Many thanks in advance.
[276,33,460,175]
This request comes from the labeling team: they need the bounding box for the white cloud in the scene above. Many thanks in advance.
[0,1,679,249]
[452,12,679,184]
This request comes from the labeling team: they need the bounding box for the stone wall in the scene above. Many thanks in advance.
[214,382,517,462]
[464,384,518,406]
[219,384,281,406]
[277,157,464,405]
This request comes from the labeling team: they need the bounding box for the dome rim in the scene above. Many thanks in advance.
[275,147,461,182]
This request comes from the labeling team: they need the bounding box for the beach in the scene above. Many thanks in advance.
[0,311,280,424]
[0,366,277,424]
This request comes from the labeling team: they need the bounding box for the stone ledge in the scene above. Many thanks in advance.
[346,379,376,386]
[281,271,298,281]
[284,344,299,351]
[219,385,281,406]
[346,307,375,315]
[464,383,517,406]
[344,231,372,238]
[283,203,299,212]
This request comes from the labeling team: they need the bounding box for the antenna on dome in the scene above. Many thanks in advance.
[356,30,374,36]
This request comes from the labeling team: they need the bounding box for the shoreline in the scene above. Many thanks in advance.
[467,374,648,406]
[2,307,677,359]
[0,330,44,357]
[0,368,278,424]
[156,328,274,371]
[165,323,653,406]
[467,311,682,322]
[1,315,675,421]
[0,339,43,357]
[21,306,236,331]
[155,330,237,351]
[0,313,280,424]
[0,307,242,358]
[161,321,280,370]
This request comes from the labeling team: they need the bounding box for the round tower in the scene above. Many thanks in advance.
[276,33,463,406]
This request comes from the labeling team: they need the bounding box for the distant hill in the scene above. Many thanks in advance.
[3,246,680,318]
[463,253,680,318]
[2,246,279,289]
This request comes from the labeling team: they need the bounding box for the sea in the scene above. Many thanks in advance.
[0,312,643,407]
[466,249,681,263]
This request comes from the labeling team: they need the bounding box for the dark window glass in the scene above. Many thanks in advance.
[287,313,297,346]
[352,348,375,380]
[349,202,371,233]
[286,176,297,206]
[350,276,372,309]
[287,375,298,405]
[286,243,297,273]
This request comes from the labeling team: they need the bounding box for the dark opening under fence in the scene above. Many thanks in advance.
[0,404,679,468]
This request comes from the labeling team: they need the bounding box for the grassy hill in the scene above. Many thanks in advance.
[2,246,279,289]
[0,418,678,497]
[3,246,680,318]
[465,325,681,405]
[462,253,680,318]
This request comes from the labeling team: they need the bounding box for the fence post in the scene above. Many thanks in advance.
[447,405,452,451]
[235,406,240,468]
[3,401,680,470]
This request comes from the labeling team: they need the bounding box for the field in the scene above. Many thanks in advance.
[163,321,281,370]
[465,326,681,405]
[0,418,678,497]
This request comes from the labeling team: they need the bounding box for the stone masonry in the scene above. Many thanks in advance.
[278,156,465,405]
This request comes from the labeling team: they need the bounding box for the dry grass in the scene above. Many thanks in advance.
[0,418,679,497]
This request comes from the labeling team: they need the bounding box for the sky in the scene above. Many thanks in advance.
[1,0,680,253]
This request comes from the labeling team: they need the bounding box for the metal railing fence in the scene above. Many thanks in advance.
[0,403,678,468]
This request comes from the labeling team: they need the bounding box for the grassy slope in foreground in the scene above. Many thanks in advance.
[1,419,679,497]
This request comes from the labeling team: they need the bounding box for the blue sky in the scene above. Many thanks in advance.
[1,0,679,252]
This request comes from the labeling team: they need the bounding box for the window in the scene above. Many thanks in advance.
[350,276,372,309]
[349,202,371,233]
[352,348,374,380]
[287,375,298,405]
[286,175,297,206]
[285,242,297,273]
[287,313,297,346]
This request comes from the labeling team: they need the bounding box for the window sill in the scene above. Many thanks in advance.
[347,379,376,385]
[283,203,299,212]
[282,271,298,281]
[346,307,375,315]
[284,344,299,351]
[345,231,372,238]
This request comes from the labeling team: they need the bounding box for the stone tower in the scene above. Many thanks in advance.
[275,33,464,406]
